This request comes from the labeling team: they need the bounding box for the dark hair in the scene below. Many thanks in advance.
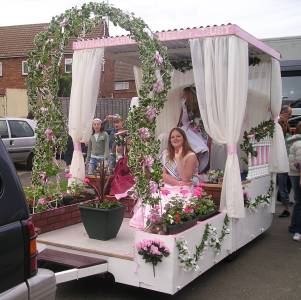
[295,121,301,134]
[167,127,193,160]
[183,86,200,118]
[280,105,292,114]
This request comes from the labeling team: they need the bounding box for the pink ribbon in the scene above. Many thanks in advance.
[274,115,279,123]
[227,144,237,155]
[74,142,82,152]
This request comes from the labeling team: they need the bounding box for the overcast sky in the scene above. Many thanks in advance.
[1,0,301,39]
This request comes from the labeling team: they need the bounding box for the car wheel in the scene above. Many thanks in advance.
[26,153,34,170]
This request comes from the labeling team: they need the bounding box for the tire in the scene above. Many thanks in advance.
[26,153,34,170]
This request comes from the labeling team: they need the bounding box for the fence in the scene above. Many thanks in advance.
[60,97,132,121]
[247,136,272,179]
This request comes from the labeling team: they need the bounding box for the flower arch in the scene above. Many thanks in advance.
[27,2,172,205]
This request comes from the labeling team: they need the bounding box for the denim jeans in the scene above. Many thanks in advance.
[290,176,301,234]
[88,157,104,175]
[277,173,290,205]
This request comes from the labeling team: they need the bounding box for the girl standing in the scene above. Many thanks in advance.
[86,118,109,175]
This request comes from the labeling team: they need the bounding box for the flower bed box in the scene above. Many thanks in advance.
[164,218,198,235]
[31,199,96,234]
[202,183,222,208]
[197,210,219,221]
[203,180,250,209]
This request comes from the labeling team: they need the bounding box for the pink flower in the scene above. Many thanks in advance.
[149,181,158,194]
[38,198,46,205]
[144,155,154,168]
[153,80,164,93]
[45,128,55,141]
[194,187,202,197]
[161,189,170,196]
[150,245,160,255]
[83,177,90,184]
[154,50,163,65]
[60,18,68,27]
[139,127,150,139]
[184,207,194,214]
[180,189,190,197]
[145,106,157,121]
[64,172,72,179]
[39,172,47,184]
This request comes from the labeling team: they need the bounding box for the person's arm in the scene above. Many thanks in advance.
[163,168,191,186]
[178,152,198,182]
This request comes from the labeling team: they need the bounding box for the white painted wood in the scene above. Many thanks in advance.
[55,269,78,284]
[77,263,108,279]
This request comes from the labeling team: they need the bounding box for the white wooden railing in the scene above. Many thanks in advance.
[247,136,272,180]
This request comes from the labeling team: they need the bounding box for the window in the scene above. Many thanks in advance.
[22,61,29,75]
[282,75,301,102]
[65,58,72,73]
[0,120,9,138]
[8,120,34,138]
[114,81,129,91]
[0,62,2,77]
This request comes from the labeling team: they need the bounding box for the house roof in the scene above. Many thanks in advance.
[0,22,107,58]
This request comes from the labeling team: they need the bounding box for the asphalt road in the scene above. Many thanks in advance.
[16,166,301,300]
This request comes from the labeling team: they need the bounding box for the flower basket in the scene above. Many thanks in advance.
[163,218,197,235]
[202,183,222,208]
[31,199,97,234]
[197,210,219,221]
[79,204,125,240]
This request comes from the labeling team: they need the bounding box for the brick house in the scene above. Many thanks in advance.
[0,22,137,117]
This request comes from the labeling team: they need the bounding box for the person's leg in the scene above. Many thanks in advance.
[278,173,290,217]
[88,158,97,175]
[289,176,301,236]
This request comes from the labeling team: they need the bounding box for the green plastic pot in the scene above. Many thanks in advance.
[79,204,125,241]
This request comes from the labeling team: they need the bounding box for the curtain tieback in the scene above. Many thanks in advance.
[274,115,279,123]
[74,142,82,152]
[227,144,237,155]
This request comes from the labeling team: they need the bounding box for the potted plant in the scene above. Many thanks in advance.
[161,193,197,235]
[190,186,218,221]
[79,199,125,240]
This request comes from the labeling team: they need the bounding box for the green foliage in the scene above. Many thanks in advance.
[89,200,123,209]
[27,2,172,206]
[240,120,275,164]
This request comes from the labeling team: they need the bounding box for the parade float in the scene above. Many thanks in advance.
[30,2,289,294]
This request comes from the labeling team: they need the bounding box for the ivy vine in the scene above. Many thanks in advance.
[240,120,275,164]
[27,1,172,206]
[176,215,230,271]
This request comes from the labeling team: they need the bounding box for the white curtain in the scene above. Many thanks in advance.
[132,66,194,139]
[244,61,272,130]
[269,58,289,173]
[68,48,104,182]
[156,70,194,137]
[190,36,248,218]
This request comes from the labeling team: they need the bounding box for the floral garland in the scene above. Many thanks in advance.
[176,215,230,271]
[240,120,275,164]
[136,239,170,277]
[244,180,274,211]
[27,2,172,205]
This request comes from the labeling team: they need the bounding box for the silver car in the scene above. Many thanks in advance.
[0,117,36,169]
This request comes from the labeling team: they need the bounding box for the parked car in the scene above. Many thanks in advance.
[0,138,56,299]
[0,117,36,169]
